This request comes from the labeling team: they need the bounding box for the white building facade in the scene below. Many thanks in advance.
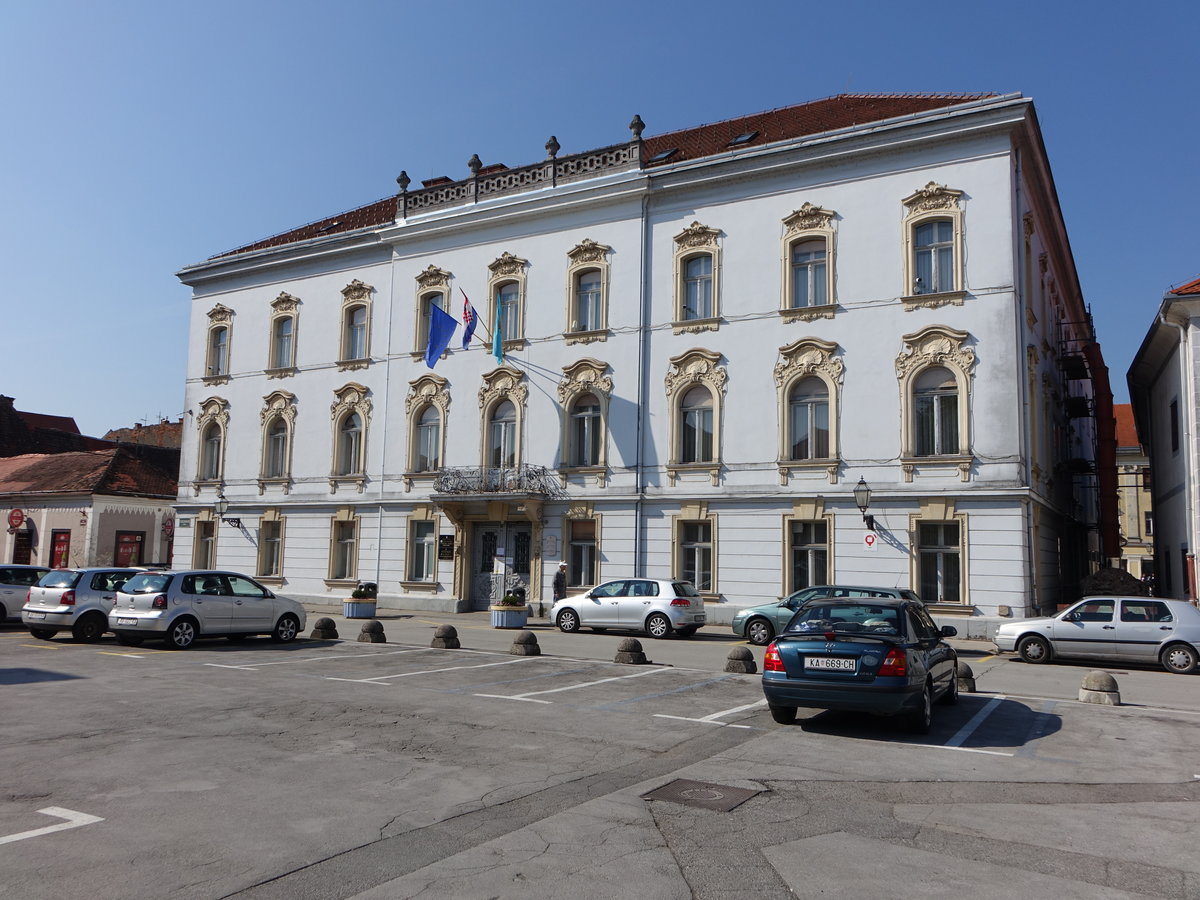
[175,93,1110,626]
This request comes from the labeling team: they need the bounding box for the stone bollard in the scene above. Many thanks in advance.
[956,661,977,693]
[1079,670,1120,706]
[357,620,386,643]
[431,624,460,649]
[614,637,648,665]
[724,646,757,674]
[310,617,339,640]
[510,630,541,656]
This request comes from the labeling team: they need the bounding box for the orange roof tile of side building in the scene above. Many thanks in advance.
[1169,275,1200,296]
[1113,403,1140,449]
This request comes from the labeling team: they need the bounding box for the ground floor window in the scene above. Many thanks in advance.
[115,532,144,567]
[258,520,283,577]
[790,520,828,591]
[330,520,357,581]
[918,521,961,604]
[680,521,713,592]
[193,521,216,569]
[409,521,436,582]
[568,519,597,587]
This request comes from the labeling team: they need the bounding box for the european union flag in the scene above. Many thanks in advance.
[425,303,457,369]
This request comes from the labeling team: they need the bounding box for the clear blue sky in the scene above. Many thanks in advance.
[3,0,1196,437]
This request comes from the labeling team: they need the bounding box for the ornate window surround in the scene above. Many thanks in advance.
[258,390,297,494]
[672,221,721,334]
[774,338,843,484]
[564,239,611,345]
[781,499,835,596]
[324,506,360,587]
[203,304,234,385]
[901,182,966,311]
[907,498,970,610]
[895,325,975,482]
[401,505,442,591]
[256,507,285,585]
[192,508,217,568]
[478,364,528,468]
[665,348,726,486]
[671,501,718,599]
[780,203,837,322]
[329,382,371,493]
[265,292,299,378]
[413,265,452,356]
[556,358,613,486]
[338,279,374,370]
[403,374,450,490]
[487,252,528,350]
[564,501,603,592]
[193,396,229,492]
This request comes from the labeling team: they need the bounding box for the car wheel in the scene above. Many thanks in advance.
[1161,642,1198,675]
[906,683,933,734]
[646,613,672,639]
[1017,634,1052,664]
[115,633,144,647]
[271,613,300,643]
[938,665,960,705]
[556,609,580,633]
[769,704,797,725]
[29,627,56,640]
[164,618,198,650]
[746,618,775,646]
[71,613,107,643]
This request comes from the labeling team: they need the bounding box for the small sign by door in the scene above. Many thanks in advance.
[437,535,455,561]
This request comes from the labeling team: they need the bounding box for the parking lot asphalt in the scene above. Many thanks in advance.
[3,607,1199,899]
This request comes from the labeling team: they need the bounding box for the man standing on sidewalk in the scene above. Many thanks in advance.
[552,561,568,616]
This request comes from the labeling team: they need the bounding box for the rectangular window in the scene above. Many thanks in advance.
[683,256,713,319]
[915,393,958,456]
[682,408,714,463]
[193,521,216,569]
[409,521,436,582]
[568,519,597,587]
[918,521,961,604]
[1171,399,1180,453]
[680,521,713,592]
[791,240,827,308]
[1141,466,1152,492]
[790,520,828,590]
[331,520,357,580]
[1144,512,1154,537]
[576,273,601,331]
[258,520,283,577]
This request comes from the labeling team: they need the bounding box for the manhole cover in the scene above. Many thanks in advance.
[641,778,761,812]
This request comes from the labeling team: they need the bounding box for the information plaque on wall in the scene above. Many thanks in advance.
[437,535,455,560]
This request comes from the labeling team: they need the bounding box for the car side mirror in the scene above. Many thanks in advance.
[940,625,957,638]
[1064,611,1079,622]
[265,590,274,599]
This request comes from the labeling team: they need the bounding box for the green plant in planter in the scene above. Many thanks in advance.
[351,582,378,600]
[497,592,526,607]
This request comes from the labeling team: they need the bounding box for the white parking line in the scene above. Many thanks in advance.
[204,647,432,671]
[654,698,767,728]
[329,656,540,684]
[476,665,673,702]
[945,695,1005,747]
[0,807,104,846]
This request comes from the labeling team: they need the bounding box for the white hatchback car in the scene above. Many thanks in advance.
[551,578,706,638]
[108,569,307,649]
[23,567,144,642]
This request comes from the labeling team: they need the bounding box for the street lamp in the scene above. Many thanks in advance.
[853,477,876,532]
[214,494,240,528]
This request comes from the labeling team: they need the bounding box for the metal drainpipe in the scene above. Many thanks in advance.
[634,186,651,576]
[1013,146,1036,614]
[375,256,396,589]
[1160,310,1196,601]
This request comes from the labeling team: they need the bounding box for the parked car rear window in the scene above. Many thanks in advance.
[786,604,901,636]
[672,582,701,597]
[122,573,173,593]
[41,570,83,588]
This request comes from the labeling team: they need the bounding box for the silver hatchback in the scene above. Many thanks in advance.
[551,578,706,638]
[22,567,143,642]
[108,570,307,649]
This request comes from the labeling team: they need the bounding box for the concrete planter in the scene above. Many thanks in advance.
[489,605,530,629]
[343,600,378,619]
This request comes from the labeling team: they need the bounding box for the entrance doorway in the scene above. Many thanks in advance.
[470,522,532,611]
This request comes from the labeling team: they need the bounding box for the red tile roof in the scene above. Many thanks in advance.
[1170,275,1200,296]
[214,93,998,260]
[1113,404,1140,449]
[17,411,80,434]
[0,449,177,498]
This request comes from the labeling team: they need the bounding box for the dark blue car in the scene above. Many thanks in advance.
[761,597,958,733]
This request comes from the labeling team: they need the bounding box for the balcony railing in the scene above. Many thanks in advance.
[433,465,566,498]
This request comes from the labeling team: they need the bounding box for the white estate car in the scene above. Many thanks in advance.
[994,596,1200,674]
[551,577,706,638]
[108,570,306,649]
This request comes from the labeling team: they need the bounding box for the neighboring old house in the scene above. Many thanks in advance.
[1112,403,1154,584]
[174,92,1115,622]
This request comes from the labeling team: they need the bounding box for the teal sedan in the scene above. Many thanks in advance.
[732,585,923,646]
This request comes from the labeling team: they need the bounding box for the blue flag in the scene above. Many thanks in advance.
[425,303,457,369]
[492,302,503,365]
[461,289,478,350]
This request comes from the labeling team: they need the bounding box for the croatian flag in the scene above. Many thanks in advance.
[461,289,478,349]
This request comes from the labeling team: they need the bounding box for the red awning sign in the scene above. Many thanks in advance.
[8,509,25,529]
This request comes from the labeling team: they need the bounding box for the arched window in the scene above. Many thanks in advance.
[200,423,223,481]
[913,220,955,295]
[680,386,714,463]
[264,418,288,478]
[414,405,441,472]
[208,326,229,377]
[570,394,602,467]
[790,238,828,308]
[913,366,959,456]
[271,316,294,369]
[682,255,713,320]
[573,270,602,332]
[496,282,520,342]
[489,400,517,468]
[789,377,829,460]
[336,412,363,475]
